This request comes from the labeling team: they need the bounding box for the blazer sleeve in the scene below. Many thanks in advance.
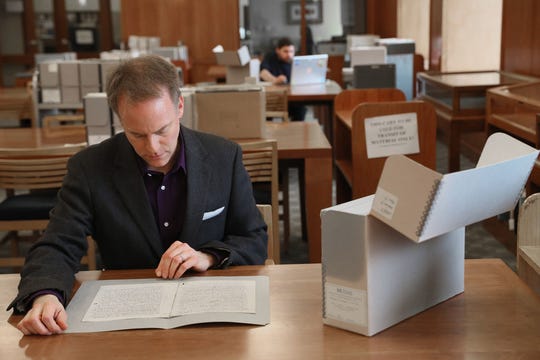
[8,154,95,312]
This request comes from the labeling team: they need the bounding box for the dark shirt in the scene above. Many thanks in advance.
[137,129,228,265]
[260,51,292,82]
[138,132,187,250]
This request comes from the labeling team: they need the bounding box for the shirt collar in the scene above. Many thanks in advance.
[136,128,186,176]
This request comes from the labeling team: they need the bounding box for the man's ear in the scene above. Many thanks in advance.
[177,95,185,120]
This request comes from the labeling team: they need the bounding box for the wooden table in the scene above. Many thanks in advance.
[268,81,342,143]
[416,71,536,172]
[0,87,33,127]
[0,126,86,149]
[0,122,332,263]
[485,81,540,193]
[242,121,332,263]
[2,260,540,359]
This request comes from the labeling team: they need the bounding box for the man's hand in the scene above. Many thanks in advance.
[155,241,216,279]
[17,294,67,336]
[273,75,288,85]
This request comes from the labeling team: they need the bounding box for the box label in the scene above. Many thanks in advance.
[324,282,367,327]
[372,187,398,220]
[365,112,419,159]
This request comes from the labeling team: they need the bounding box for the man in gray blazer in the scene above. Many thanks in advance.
[10,55,267,335]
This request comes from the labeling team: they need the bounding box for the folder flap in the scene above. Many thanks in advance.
[477,132,538,167]
[371,133,538,243]
[370,155,442,241]
[420,133,539,240]
[214,45,251,66]
[322,195,373,217]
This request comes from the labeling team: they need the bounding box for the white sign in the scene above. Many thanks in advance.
[364,112,420,159]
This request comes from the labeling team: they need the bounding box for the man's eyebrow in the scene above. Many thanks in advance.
[128,122,171,136]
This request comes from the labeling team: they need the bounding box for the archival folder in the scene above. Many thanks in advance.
[322,133,539,336]
[65,276,270,333]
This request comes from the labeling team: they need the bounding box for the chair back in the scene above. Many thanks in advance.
[240,140,279,263]
[350,100,437,199]
[256,204,275,265]
[264,87,288,122]
[334,88,406,114]
[0,144,91,269]
[0,144,85,192]
[326,55,344,88]
[517,192,540,294]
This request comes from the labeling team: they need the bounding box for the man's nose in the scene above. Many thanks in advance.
[146,135,160,153]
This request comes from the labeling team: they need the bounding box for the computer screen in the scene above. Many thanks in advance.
[353,64,396,89]
[290,54,328,85]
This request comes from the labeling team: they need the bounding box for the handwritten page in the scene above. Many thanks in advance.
[171,280,255,316]
[83,283,177,322]
[67,276,269,332]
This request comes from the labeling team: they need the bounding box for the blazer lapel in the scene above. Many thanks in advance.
[112,136,162,257]
[179,127,212,243]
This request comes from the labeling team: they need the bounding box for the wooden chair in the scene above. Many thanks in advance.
[334,88,406,122]
[517,193,540,295]
[263,87,292,249]
[326,55,345,88]
[334,88,408,203]
[264,87,289,122]
[256,204,275,265]
[334,100,437,202]
[0,144,96,270]
[240,140,280,263]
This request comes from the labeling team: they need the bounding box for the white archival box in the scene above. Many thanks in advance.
[349,46,386,67]
[213,45,259,84]
[321,133,539,336]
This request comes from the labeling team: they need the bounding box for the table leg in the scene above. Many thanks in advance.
[304,156,332,263]
[449,121,461,172]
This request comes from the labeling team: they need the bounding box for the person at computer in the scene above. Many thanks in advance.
[9,55,268,336]
[260,37,307,121]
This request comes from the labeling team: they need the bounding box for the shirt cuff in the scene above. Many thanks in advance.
[200,247,230,269]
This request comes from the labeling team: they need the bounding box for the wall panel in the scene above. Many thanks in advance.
[121,0,239,83]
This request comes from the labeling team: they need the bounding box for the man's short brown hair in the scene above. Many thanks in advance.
[106,55,181,115]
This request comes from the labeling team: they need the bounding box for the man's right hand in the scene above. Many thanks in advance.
[17,294,68,336]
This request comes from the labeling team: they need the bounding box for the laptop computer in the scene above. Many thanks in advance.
[290,54,328,85]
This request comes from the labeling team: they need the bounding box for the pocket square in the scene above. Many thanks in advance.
[202,206,225,221]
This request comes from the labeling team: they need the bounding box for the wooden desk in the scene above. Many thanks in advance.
[268,81,342,143]
[485,81,540,192]
[243,122,332,263]
[2,260,540,359]
[486,81,540,146]
[417,71,535,172]
[0,122,332,263]
[0,126,86,149]
[0,87,33,127]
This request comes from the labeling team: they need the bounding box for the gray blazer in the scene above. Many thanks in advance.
[9,126,267,311]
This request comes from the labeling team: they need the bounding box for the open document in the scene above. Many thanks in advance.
[65,276,270,333]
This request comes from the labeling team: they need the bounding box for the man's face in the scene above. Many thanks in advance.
[119,90,183,174]
[276,45,295,63]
